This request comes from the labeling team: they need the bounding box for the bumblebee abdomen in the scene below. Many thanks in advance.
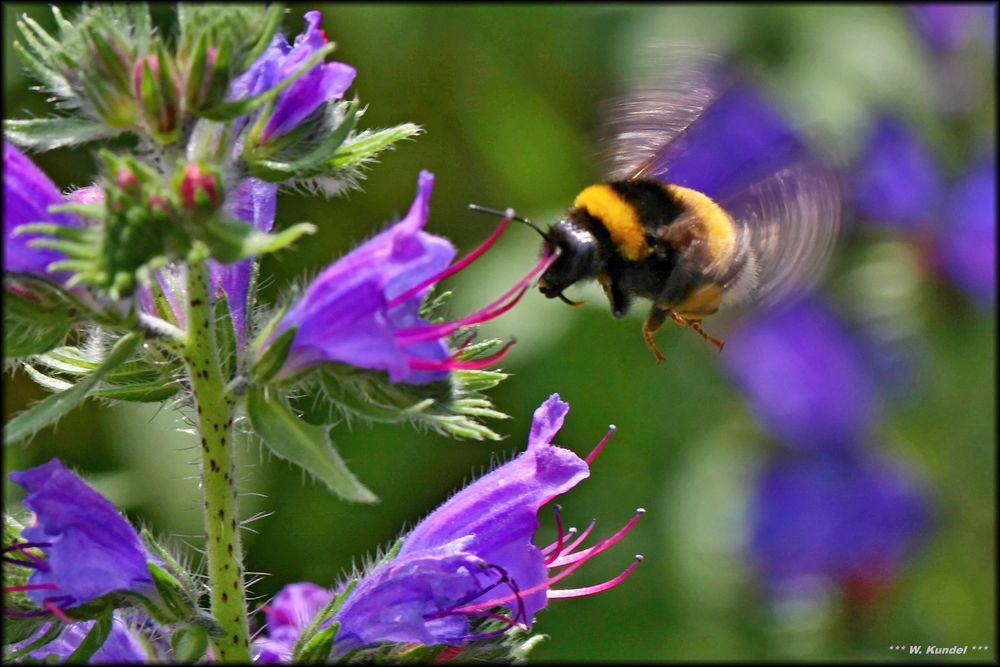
[663,184,737,269]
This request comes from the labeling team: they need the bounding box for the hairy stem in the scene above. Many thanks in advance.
[184,261,249,662]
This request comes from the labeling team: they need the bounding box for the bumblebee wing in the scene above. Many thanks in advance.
[720,160,842,309]
[600,45,728,182]
[602,45,812,203]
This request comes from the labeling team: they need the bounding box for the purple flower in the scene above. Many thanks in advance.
[211,177,278,343]
[851,116,942,231]
[749,451,930,603]
[12,613,149,664]
[724,297,880,453]
[230,10,356,144]
[908,4,991,54]
[253,582,334,663]
[270,170,555,384]
[3,142,82,280]
[936,158,996,307]
[325,394,642,651]
[7,459,154,612]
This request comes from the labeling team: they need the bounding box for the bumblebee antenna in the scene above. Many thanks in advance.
[468,204,549,239]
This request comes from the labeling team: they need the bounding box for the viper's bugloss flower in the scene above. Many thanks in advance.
[3,142,82,279]
[211,177,279,343]
[11,613,149,664]
[936,158,996,308]
[230,10,356,144]
[270,170,555,384]
[852,116,941,231]
[750,451,930,604]
[724,298,879,453]
[6,459,154,613]
[327,394,642,651]
[254,582,333,663]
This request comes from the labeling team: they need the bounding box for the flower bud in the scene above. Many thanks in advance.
[177,162,223,212]
[183,32,232,112]
[133,45,183,145]
[77,22,139,128]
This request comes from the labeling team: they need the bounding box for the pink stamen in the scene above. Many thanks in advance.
[548,508,645,569]
[542,527,577,556]
[586,425,617,465]
[408,339,516,372]
[3,583,58,594]
[544,505,567,565]
[43,600,72,624]
[557,519,597,559]
[548,555,644,599]
[388,217,511,309]
[2,556,50,572]
[3,541,52,554]
[395,250,557,345]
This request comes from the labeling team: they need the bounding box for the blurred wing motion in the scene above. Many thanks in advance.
[722,161,841,307]
[601,44,842,307]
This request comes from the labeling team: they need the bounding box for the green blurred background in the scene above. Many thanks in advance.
[3,4,995,661]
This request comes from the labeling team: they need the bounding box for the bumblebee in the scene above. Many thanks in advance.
[517,48,841,361]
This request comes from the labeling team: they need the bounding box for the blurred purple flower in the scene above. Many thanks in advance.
[655,82,806,203]
[270,170,554,384]
[750,451,930,603]
[724,297,880,453]
[6,459,154,612]
[851,116,942,231]
[936,158,996,308]
[3,142,82,280]
[908,4,990,54]
[253,582,333,663]
[12,613,149,664]
[230,10,356,144]
[328,394,642,651]
[210,177,278,344]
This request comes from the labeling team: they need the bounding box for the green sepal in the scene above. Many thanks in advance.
[3,117,122,151]
[298,622,339,664]
[246,100,361,180]
[171,626,210,663]
[3,278,79,358]
[2,619,65,662]
[197,43,336,121]
[292,578,359,661]
[148,561,192,621]
[246,387,378,503]
[65,608,113,664]
[251,326,297,384]
[241,4,286,70]
[197,215,316,265]
[5,333,141,446]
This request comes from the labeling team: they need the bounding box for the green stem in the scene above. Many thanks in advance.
[184,261,250,662]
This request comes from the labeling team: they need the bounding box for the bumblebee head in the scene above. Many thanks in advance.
[538,217,600,303]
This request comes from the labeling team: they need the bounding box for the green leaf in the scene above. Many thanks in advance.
[252,326,297,384]
[5,333,141,446]
[246,387,377,503]
[199,214,316,264]
[2,620,65,661]
[3,117,121,151]
[66,609,113,664]
[3,281,77,358]
[328,123,424,169]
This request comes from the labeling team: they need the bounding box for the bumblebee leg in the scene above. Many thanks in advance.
[670,311,726,352]
[643,306,668,363]
[690,321,725,352]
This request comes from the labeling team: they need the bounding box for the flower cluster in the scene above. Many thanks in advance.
[724,298,931,604]
[251,395,642,662]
